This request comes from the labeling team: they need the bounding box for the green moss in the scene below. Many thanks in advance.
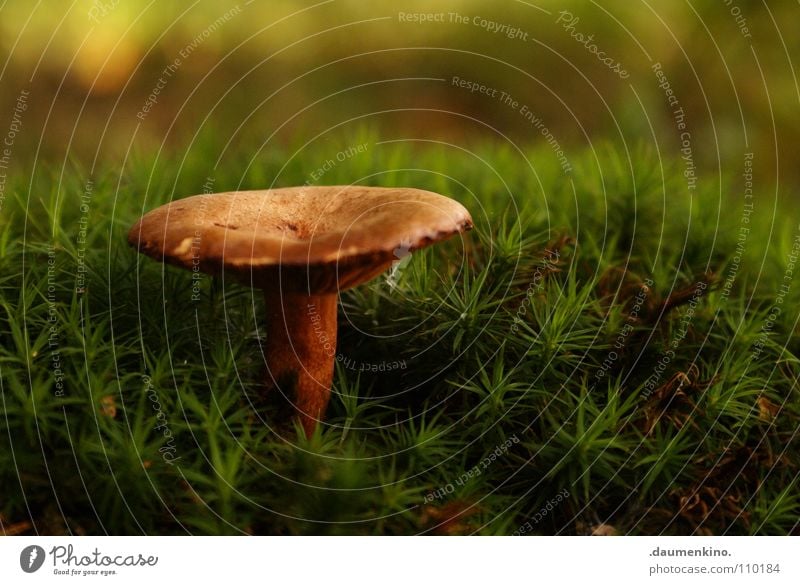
[0,136,797,535]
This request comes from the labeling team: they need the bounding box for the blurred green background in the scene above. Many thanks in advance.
[0,0,796,190]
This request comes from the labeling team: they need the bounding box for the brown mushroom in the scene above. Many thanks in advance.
[128,186,472,436]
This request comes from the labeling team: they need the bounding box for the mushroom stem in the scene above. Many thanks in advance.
[263,287,338,436]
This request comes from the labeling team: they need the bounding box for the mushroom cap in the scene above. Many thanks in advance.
[128,186,473,293]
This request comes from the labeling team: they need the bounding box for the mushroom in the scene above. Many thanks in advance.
[128,186,472,436]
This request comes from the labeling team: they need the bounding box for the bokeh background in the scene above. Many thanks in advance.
[0,0,797,189]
